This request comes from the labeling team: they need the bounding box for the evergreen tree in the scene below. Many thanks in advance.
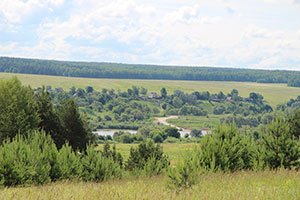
[287,108,300,138]
[58,99,94,151]
[34,87,65,148]
[161,88,167,98]
[254,116,300,169]
[192,122,254,172]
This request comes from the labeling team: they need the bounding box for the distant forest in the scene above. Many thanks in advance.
[1,57,300,87]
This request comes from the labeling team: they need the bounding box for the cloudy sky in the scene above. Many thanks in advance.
[0,0,299,70]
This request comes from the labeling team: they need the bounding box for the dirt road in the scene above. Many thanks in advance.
[154,115,182,129]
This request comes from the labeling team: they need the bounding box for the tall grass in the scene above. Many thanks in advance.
[1,171,300,200]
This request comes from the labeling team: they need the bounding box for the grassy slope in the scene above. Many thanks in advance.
[2,171,299,200]
[97,143,197,162]
[167,114,227,129]
[1,72,300,107]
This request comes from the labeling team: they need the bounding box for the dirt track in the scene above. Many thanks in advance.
[154,115,181,129]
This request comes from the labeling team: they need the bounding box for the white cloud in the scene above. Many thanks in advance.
[0,42,18,54]
[262,0,294,4]
[0,0,65,23]
[0,0,299,70]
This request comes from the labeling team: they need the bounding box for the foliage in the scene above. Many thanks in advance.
[113,131,144,144]
[0,77,40,142]
[34,86,65,148]
[80,145,122,182]
[0,131,55,186]
[190,122,254,172]
[167,159,197,190]
[190,129,202,138]
[58,99,94,151]
[252,116,300,170]
[101,142,123,167]
[0,131,125,186]
[287,108,300,138]
[126,140,169,176]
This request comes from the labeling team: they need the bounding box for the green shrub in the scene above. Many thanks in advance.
[81,146,122,182]
[126,140,169,176]
[101,142,123,167]
[54,143,82,180]
[167,159,197,190]
[252,116,300,170]
[0,131,54,186]
[191,122,254,172]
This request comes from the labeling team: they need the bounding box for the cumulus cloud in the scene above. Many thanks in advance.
[0,0,299,70]
[0,42,18,54]
[0,0,65,23]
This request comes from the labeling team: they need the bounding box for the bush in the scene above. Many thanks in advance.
[0,131,125,186]
[252,116,300,170]
[167,159,197,190]
[163,127,180,139]
[190,129,202,138]
[54,143,82,180]
[0,131,54,186]
[126,140,169,176]
[81,145,122,182]
[191,122,254,172]
[101,142,123,167]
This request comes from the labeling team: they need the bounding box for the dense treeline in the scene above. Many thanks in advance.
[1,57,300,86]
[288,75,300,87]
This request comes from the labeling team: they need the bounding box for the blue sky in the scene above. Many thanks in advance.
[0,0,299,70]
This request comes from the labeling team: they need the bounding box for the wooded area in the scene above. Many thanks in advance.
[1,57,300,87]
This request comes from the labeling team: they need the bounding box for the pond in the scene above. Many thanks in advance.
[94,129,193,138]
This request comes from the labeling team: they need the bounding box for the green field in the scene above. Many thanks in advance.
[167,114,227,129]
[97,143,197,162]
[1,72,300,107]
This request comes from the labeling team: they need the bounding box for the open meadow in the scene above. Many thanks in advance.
[1,170,300,200]
[97,143,197,162]
[166,114,227,129]
[1,72,300,107]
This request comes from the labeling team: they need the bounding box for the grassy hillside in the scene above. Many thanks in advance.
[1,72,300,107]
[1,170,299,200]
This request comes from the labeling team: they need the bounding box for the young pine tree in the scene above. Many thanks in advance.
[253,115,300,170]
[58,99,94,151]
[34,87,65,148]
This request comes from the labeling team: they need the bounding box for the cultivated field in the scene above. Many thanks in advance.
[1,72,300,107]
